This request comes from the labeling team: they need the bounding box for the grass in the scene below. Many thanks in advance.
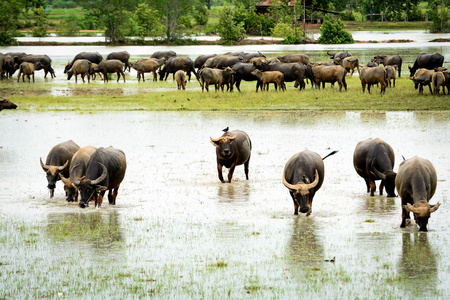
[3,76,449,112]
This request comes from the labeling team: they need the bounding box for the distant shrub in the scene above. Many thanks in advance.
[282,35,301,44]
[193,4,208,26]
[271,23,294,38]
[217,5,246,44]
[318,16,354,44]
[52,0,77,9]
[340,10,355,21]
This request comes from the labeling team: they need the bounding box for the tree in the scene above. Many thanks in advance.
[134,3,161,37]
[318,15,354,44]
[428,0,450,33]
[32,6,49,37]
[0,0,26,45]
[217,5,246,44]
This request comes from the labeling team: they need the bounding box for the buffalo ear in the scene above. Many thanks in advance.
[430,202,440,213]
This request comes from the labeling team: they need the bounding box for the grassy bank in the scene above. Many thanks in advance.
[2,76,449,112]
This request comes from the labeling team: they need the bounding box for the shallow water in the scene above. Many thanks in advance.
[0,110,448,298]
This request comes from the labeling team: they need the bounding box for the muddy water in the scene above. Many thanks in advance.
[0,110,448,298]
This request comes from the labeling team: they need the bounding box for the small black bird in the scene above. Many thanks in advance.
[222,127,229,132]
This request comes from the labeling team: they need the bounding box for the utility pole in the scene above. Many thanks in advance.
[303,0,306,38]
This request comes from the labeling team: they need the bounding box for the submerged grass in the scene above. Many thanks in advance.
[2,76,449,112]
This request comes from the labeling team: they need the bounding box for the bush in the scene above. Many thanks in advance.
[193,4,208,26]
[282,35,301,44]
[271,23,294,38]
[217,5,246,44]
[340,10,355,21]
[0,32,17,46]
[318,16,354,44]
[51,0,77,9]
[55,14,80,36]
[428,9,450,33]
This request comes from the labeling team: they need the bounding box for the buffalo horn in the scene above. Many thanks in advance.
[57,160,69,171]
[282,170,319,190]
[304,170,319,190]
[90,163,107,185]
[282,171,299,190]
[40,157,49,171]
[210,136,222,143]
[371,160,386,180]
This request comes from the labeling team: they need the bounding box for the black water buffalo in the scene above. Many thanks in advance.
[408,53,444,77]
[210,129,252,183]
[151,50,176,60]
[254,61,314,90]
[93,59,126,83]
[224,51,265,62]
[283,150,337,216]
[396,156,439,231]
[14,55,55,78]
[353,138,396,197]
[327,51,352,60]
[231,62,262,92]
[106,51,130,72]
[277,54,310,65]
[0,98,17,111]
[72,147,127,208]
[373,55,402,77]
[215,56,246,69]
[410,68,433,94]
[40,140,80,198]
[194,54,217,70]
[60,146,97,202]
[64,52,103,73]
[159,57,198,81]
[2,55,15,78]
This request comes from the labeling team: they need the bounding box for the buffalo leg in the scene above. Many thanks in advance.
[290,192,299,215]
[400,199,413,228]
[227,162,237,183]
[217,163,225,183]
[96,190,106,208]
[369,180,376,196]
[379,181,384,196]
[108,187,119,205]
[244,158,250,180]
[306,191,315,216]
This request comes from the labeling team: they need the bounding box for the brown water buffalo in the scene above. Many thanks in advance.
[14,55,55,78]
[251,69,285,91]
[210,129,252,183]
[194,54,217,70]
[396,156,439,232]
[151,50,176,60]
[334,56,360,76]
[40,140,80,198]
[66,59,92,83]
[410,68,433,95]
[65,52,103,74]
[106,51,131,72]
[59,146,97,202]
[365,60,379,67]
[72,146,127,208]
[409,53,444,77]
[17,61,42,82]
[159,57,198,81]
[0,98,17,111]
[93,59,126,83]
[130,59,159,82]
[283,150,337,216]
[327,51,352,60]
[175,70,186,90]
[359,66,387,94]
[199,67,235,92]
[385,65,397,87]
[353,138,396,197]
[432,70,446,95]
[277,54,310,65]
[254,61,313,90]
[312,65,347,91]
[373,55,402,77]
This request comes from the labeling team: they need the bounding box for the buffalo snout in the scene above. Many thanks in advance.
[79,201,88,208]
[47,183,56,190]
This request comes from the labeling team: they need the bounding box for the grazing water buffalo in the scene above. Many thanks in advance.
[432,70,446,95]
[59,146,97,202]
[210,129,252,183]
[385,65,397,87]
[130,59,160,82]
[408,53,444,77]
[14,55,55,78]
[334,56,360,76]
[231,62,262,92]
[410,68,433,94]
[283,150,338,216]
[159,57,198,81]
[175,70,186,90]
[312,65,347,91]
[106,51,131,72]
[251,69,285,91]
[327,51,352,60]
[17,61,42,82]
[2,55,15,78]
[65,52,103,74]
[396,156,439,232]
[0,98,17,111]
[359,66,387,94]
[93,59,126,83]
[72,147,127,208]
[40,140,80,198]
[199,67,235,92]
[353,138,396,197]
[194,54,217,70]
[277,54,310,65]
[66,59,92,83]
[373,55,402,77]
[254,61,313,90]
[151,50,176,60]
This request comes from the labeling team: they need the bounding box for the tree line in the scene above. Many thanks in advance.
[1,0,449,46]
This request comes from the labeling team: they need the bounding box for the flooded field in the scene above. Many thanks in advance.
[0,110,448,298]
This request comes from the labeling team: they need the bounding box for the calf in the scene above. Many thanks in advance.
[385,65,397,87]
[359,66,387,94]
[130,59,159,82]
[250,69,285,91]
[432,71,446,95]
[92,59,126,83]
[67,59,92,83]
[199,67,235,92]
[210,129,251,183]
[396,156,439,232]
[17,61,42,82]
[175,70,186,90]
[410,68,433,95]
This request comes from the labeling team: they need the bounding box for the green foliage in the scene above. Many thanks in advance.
[340,10,356,21]
[217,5,246,44]
[233,4,274,35]
[134,3,160,37]
[51,0,77,8]
[271,23,294,38]
[282,35,301,44]
[193,3,209,26]
[178,15,192,28]
[0,0,25,45]
[428,8,450,33]
[318,15,354,44]
[32,7,49,37]
[55,14,80,36]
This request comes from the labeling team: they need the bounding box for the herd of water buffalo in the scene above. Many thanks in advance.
[1,50,448,94]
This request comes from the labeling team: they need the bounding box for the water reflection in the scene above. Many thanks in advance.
[217,182,250,203]
[360,195,397,214]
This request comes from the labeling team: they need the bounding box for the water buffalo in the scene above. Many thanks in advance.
[277,54,310,65]
[396,156,439,232]
[175,70,186,90]
[385,65,397,87]
[327,51,352,60]
[373,55,402,77]
[14,55,55,78]
[251,69,285,91]
[17,61,42,82]
[359,66,387,94]
[59,146,97,202]
[365,61,379,67]
[334,56,360,76]
[93,59,126,83]
[0,98,17,111]
[66,59,92,83]
[151,50,176,60]
[194,54,217,70]
[353,138,396,197]
[106,51,130,72]
[408,53,444,77]
[130,59,159,82]
[283,150,337,216]
[224,51,265,62]
[210,129,252,183]
[199,67,235,92]
[64,52,103,73]
[410,68,433,95]
[432,70,446,95]
[72,147,127,208]
[231,62,262,92]
[203,55,241,69]
[2,55,15,78]
[159,57,198,81]
[40,140,80,198]
[254,61,313,90]
[312,65,347,91]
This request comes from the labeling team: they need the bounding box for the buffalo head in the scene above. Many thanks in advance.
[283,170,319,214]
[404,200,440,232]
[370,160,397,197]
[59,174,77,202]
[72,163,108,208]
[210,134,237,158]
[40,158,69,198]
